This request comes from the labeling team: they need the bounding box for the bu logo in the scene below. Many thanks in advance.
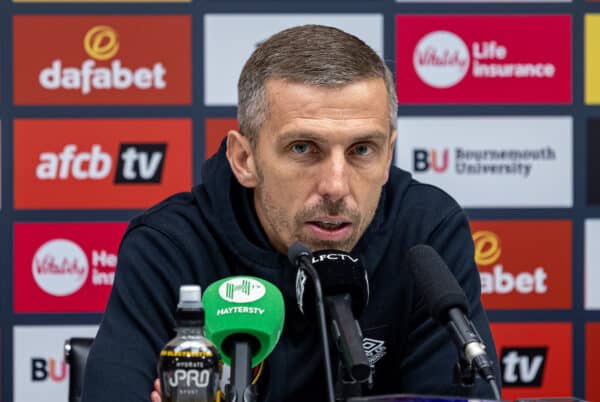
[501,347,548,387]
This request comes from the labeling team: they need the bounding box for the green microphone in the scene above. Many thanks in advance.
[203,276,284,402]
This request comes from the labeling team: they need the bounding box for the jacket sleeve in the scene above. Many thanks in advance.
[396,207,501,399]
[81,224,186,402]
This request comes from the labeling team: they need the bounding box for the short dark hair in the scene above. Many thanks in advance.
[237,24,397,145]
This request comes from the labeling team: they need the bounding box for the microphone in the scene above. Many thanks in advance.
[404,244,501,400]
[203,276,284,402]
[288,242,336,402]
[297,249,371,384]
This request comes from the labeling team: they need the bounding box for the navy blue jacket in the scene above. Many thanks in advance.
[82,142,500,402]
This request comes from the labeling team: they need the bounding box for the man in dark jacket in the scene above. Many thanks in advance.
[82,25,500,402]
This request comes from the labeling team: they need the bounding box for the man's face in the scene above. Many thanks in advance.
[233,78,396,254]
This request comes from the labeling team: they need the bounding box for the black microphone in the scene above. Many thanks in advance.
[404,244,501,400]
[295,248,371,385]
[288,242,336,402]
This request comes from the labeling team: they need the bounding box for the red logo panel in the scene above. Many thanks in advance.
[205,118,238,160]
[13,16,191,105]
[14,118,192,209]
[14,223,128,313]
[471,220,572,309]
[586,323,600,401]
[396,15,572,104]
[491,322,572,399]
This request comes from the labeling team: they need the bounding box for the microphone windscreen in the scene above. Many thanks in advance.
[202,276,284,367]
[297,250,369,318]
[287,241,311,266]
[404,244,469,323]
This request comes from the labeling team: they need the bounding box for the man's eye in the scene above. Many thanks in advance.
[291,143,310,154]
[353,144,372,156]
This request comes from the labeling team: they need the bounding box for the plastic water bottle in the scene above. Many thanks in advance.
[157,285,222,402]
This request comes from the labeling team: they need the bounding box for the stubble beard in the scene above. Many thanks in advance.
[254,165,380,253]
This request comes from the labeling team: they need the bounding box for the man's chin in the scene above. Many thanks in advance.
[298,237,357,253]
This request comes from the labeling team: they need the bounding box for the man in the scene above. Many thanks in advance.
[82,25,500,402]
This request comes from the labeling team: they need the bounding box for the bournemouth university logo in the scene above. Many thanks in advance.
[471,220,572,310]
[13,16,191,105]
[396,15,572,104]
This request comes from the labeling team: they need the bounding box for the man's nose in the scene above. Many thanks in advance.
[317,150,350,201]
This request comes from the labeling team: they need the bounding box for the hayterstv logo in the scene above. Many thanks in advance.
[413,147,556,178]
[311,253,359,264]
[35,143,166,184]
[39,25,166,95]
[501,347,548,387]
[218,278,265,303]
[32,239,89,296]
[474,230,548,295]
[414,30,556,89]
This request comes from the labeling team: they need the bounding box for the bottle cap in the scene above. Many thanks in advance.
[178,285,203,310]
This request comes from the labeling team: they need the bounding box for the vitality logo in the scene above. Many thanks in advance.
[501,347,548,387]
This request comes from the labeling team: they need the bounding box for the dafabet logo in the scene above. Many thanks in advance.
[396,15,572,104]
[14,119,191,209]
[14,16,190,105]
[471,220,572,309]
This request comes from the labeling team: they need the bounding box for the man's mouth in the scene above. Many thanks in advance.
[310,220,350,230]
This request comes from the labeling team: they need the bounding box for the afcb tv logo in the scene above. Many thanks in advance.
[36,143,166,184]
[501,347,548,387]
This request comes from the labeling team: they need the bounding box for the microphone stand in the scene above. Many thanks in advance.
[225,337,257,402]
[296,254,337,402]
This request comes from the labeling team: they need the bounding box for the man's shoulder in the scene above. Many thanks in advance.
[387,167,462,221]
[126,188,204,239]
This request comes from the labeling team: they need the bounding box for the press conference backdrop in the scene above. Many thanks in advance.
[0,1,599,401]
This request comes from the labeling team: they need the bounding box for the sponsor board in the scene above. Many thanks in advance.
[13,16,191,105]
[588,119,600,205]
[394,116,572,207]
[13,325,98,402]
[471,220,571,309]
[396,15,571,104]
[491,323,572,399]
[204,14,383,105]
[585,15,600,104]
[585,220,600,310]
[14,118,191,209]
[205,118,238,160]
[14,222,127,312]
[586,323,600,402]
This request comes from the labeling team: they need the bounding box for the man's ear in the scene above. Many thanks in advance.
[226,130,259,188]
